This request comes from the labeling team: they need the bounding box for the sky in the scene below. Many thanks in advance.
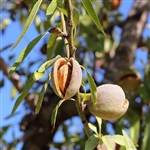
[0,0,150,149]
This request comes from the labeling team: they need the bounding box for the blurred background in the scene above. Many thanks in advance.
[0,0,150,150]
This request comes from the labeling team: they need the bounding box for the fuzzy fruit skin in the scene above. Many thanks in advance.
[88,84,129,120]
[51,57,82,99]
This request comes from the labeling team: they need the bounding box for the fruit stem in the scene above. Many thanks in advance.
[60,12,70,58]
[75,92,91,137]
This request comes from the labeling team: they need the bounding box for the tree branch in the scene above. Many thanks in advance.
[67,0,76,58]
[0,57,36,109]
[104,0,149,83]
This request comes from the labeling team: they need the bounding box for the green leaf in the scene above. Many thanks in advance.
[11,0,43,50]
[57,3,79,27]
[130,115,140,142]
[122,130,136,150]
[81,0,105,36]
[86,70,97,104]
[146,37,150,50]
[47,23,61,60]
[111,135,125,146]
[5,112,20,120]
[35,73,51,115]
[139,83,150,103]
[33,71,45,81]
[96,117,102,134]
[47,34,58,60]
[46,0,57,19]
[11,86,17,99]
[142,123,150,150]
[38,55,61,72]
[80,93,91,101]
[51,99,65,129]
[102,136,113,149]
[57,6,67,16]
[8,32,48,78]
[0,138,7,146]
[0,125,10,137]
[11,71,45,115]
[88,123,97,134]
[0,79,4,87]
[85,134,98,150]
[73,7,79,27]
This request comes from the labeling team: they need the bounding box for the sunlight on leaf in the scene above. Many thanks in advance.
[80,93,91,102]
[122,130,137,150]
[11,86,17,99]
[102,136,113,150]
[111,135,125,146]
[46,0,57,19]
[38,55,61,72]
[88,123,98,134]
[96,117,102,134]
[11,0,43,50]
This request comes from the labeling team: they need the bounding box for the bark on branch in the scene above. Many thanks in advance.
[104,0,149,83]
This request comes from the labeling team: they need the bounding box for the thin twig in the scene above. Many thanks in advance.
[75,92,91,137]
[67,0,76,58]
[60,12,70,58]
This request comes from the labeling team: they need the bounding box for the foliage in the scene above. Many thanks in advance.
[1,0,150,150]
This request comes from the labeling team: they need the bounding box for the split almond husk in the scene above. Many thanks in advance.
[51,57,82,99]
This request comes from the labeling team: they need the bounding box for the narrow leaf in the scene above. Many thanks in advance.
[86,70,97,104]
[11,0,43,50]
[141,123,150,150]
[8,32,48,78]
[96,117,102,134]
[47,34,58,60]
[111,135,125,146]
[33,71,45,81]
[57,3,79,27]
[130,115,140,142]
[85,134,98,150]
[0,126,10,137]
[102,136,113,150]
[122,130,136,150]
[35,73,51,115]
[51,99,65,129]
[88,123,97,134]
[38,55,61,72]
[11,71,45,115]
[80,93,91,101]
[81,0,105,35]
[47,23,61,60]
[46,0,57,19]
[5,112,20,120]
[73,7,79,27]
[11,86,17,99]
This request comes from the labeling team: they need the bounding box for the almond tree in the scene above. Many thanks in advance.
[0,0,150,150]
